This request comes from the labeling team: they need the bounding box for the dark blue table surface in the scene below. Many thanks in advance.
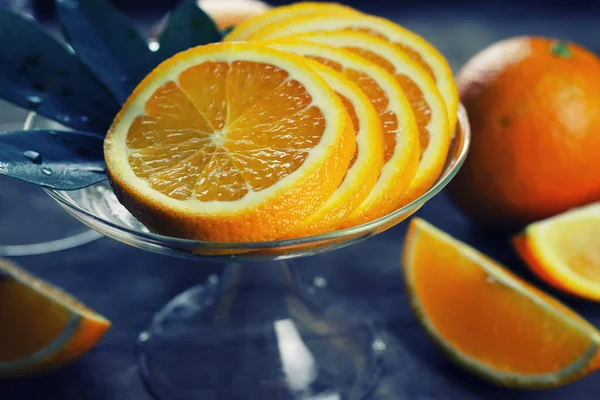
[2,3,600,399]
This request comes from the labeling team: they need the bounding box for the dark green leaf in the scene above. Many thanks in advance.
[0,129,106,190]
[155,0,221,63]
[221,26,236,38]
[551,40,573,59]
[0,10,119,134]
[57,0,154,104]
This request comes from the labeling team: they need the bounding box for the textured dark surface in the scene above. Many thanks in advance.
[2,3,600,399]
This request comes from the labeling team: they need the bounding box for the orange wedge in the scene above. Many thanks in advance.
[403,218,600,389]
[265,40,419,227]
[280,59,384,238]
[223,1,360,41]
[514,202,600,302]
[104,43,355,242]
[245,13,459,131]
[287,32,450,205]
[0,258,110,378]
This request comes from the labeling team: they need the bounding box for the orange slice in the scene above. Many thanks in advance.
[247,13,459,132]
[223,1,360,41]
[284,32,450,206]
[265,40,419,226]
[514,202,600,301]
[104,43,355,242]
[280,59,384,238]
[0,258,110,378]
[403,218,600,389]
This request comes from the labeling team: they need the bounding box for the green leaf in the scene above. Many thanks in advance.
[155,0,221,64]
[0,129,106,190]
[56,0,154,104]
[221,25,236,38]
[0,10,119,134]
[551,41,572,59]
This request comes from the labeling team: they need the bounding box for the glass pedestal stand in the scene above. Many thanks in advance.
[45,105,469,400]
[138,260,384,399]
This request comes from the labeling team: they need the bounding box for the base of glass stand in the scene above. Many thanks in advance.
[137,260,384,400]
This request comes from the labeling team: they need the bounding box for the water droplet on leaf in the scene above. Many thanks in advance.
[41,167,52,175]
[313,276,327,288]
[84,165,106,174]
[148,41,160,52]
[26,95,43,109]
[23,150,42,164]
[372,338,387,352]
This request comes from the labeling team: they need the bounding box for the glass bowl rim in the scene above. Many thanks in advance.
[44,104,470,250]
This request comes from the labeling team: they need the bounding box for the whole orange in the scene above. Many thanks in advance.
[448,36,600,229]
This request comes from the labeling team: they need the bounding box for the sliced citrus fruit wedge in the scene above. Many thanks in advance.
[403,218,600,389]
[265,39,419,227]
[514,202,600,301]
[223,1,360,42]
[283,32,450,207]
[246,13,459,132]
[0,258,110,378]
[279,60,384,238]
[105,42,355,242]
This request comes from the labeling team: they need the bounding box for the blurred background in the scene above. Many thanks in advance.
[24,0,600,15]
[1,1,600,399]
[4,0,599,74]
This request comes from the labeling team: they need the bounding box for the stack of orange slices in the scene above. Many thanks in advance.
[104,2,458,242]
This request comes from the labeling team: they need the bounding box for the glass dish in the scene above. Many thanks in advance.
[45,105,470,399]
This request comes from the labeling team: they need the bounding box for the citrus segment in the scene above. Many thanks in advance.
[264,39,419,226]
[403,218,600,388]
[223,1,360,42]
[0,258,110,378]
[105,43,355,242]
[514,202,600,301]
[246,13,459,131]
[288,32,450,205]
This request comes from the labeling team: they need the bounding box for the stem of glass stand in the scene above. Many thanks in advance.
[138,259,383,400]
[213,261,295,321]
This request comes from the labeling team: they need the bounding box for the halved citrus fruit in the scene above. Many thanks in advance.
[0,258,110,378]
[265,39,419,227]
[403,218,600,389]
[279,59,384,238]
[285,32,450,205]
[514,202,600,301]
[223,1,359,42]
[104,42,356,242]
[246,13,459,131]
